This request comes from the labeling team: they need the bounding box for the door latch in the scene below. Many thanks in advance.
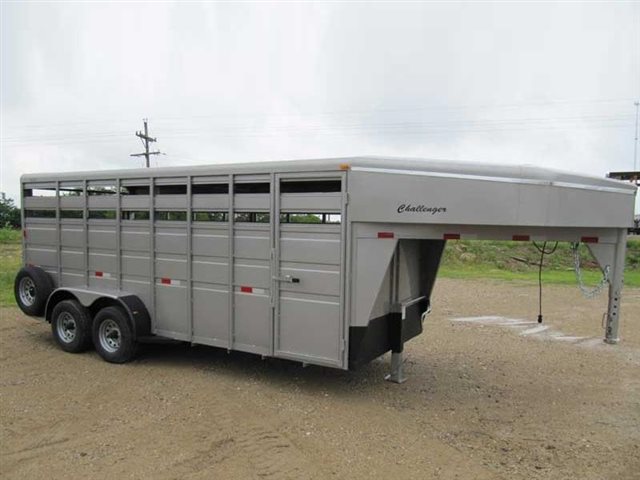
[273,274,300,284]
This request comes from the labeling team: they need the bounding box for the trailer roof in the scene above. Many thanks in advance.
[20,156,637,192]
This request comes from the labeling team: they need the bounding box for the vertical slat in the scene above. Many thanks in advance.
[339,171,348,367]
[273,174,281,354]
[83,179,88,286]
[269,172,276,356]
[56,180,61,286]
[227,174,234,350]
[187,176,193,341]
[149,176,156,323]
[20,181,26,265]
[116,177,122,291]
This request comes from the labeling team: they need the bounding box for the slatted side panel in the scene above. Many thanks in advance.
[59,218,85,287]
[276,224,343,364]
[121,223,151,308]
[233,222,271,355]
[24,217,59,284]
[87,222,118,290]
[154,222,189,340]
[191,222,230,348]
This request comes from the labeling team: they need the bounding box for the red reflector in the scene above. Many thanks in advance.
[161,277,171,285]
[95,271,103,277]
[443,233,460,240]
[22,229,27,239]
[240,286,253,293]
[377,232,394,239]
[512,235,530,241]
[581,236,599,244]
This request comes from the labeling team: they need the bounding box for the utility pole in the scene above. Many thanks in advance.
[634,101,639,171]
[130,118,161,168]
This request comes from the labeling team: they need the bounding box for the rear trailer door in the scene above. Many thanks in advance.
[273,174,346,367]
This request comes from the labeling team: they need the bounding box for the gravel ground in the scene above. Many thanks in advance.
[1,278,639,480]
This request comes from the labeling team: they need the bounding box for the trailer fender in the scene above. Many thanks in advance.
[45,289,151,339]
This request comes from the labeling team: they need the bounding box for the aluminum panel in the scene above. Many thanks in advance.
[192,230,228,257]
[156,256,188,280]
[155,229,187,255]
[121,196,150,209]
[234,231,270,260]
[233,292,271,355]
[155,195,187,209]
[60,196,84,209]
[280,193,341,212]
[24,197,57,209]
[121,253,150,276]
[61,227,84,248]
[25,247,57,268]
[280,235,340,265]
[61,249,84,270]
[279,262,340,296]
[88,227,116,249]
[234,261,270,289]
[278,295,341,363]
[60,270,85,287]
[192,258,228,284]
[192,195,229,210]
[121,277,151,306]
[88,250,117,273]
[87,196,117,209]
[88,276,118,290]
[26,225,57,245]
[121,228,150,252]
[154,283,189,336]
[193,286,229,346]
[234,194,270,210]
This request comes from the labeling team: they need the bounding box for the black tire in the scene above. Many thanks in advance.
[50,300,93,353]
[14,266,54,316]
[92,306,137,364]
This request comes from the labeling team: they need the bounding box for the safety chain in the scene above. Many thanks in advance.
[571,243,610,298]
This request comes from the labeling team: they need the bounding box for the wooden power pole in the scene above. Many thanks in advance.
[130,118,161,168]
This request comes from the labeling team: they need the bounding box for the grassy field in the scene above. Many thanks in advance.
[0,228,638,307]
[440,238,640,287]
[1,228,22,307]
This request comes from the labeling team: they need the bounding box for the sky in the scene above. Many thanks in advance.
[1,2,639,211]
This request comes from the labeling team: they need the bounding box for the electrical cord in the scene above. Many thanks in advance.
[532,241,559,323]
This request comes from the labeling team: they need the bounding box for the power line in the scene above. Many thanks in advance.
[130,119,162,168]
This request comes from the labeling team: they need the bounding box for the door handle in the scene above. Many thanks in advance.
[273,275,300,284]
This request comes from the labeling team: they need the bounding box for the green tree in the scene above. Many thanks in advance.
[0,194,21,228]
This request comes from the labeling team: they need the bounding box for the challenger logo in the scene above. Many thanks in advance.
[397,204,447,215]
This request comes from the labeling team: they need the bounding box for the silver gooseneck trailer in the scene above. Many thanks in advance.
[15,157,636,382]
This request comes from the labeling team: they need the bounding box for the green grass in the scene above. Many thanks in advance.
[439,239,640,287]
[1,228,22,307]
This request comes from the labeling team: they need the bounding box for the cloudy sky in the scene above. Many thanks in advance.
[1,2,639,210]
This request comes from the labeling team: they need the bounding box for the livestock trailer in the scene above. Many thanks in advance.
[15,157,636,381]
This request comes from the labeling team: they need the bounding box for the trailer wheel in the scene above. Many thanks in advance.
[50,300,93,353]
[14,266,54,316]
[92,306,137,364]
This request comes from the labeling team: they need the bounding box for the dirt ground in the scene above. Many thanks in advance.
[1,278,639,480]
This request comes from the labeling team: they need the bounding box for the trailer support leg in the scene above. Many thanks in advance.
[604,229,627,344]
[385,350,407,384]
[385,310,407,383]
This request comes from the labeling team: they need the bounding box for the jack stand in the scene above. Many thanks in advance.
[384,351,407,384]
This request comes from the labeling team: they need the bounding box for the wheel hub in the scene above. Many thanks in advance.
[98,319,121,353]
[56,311,77,343]
[18,277,36,306]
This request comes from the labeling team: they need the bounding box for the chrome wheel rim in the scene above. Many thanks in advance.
[98,319,121,353]
[18,277,36,306]
[56,311,77,343]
